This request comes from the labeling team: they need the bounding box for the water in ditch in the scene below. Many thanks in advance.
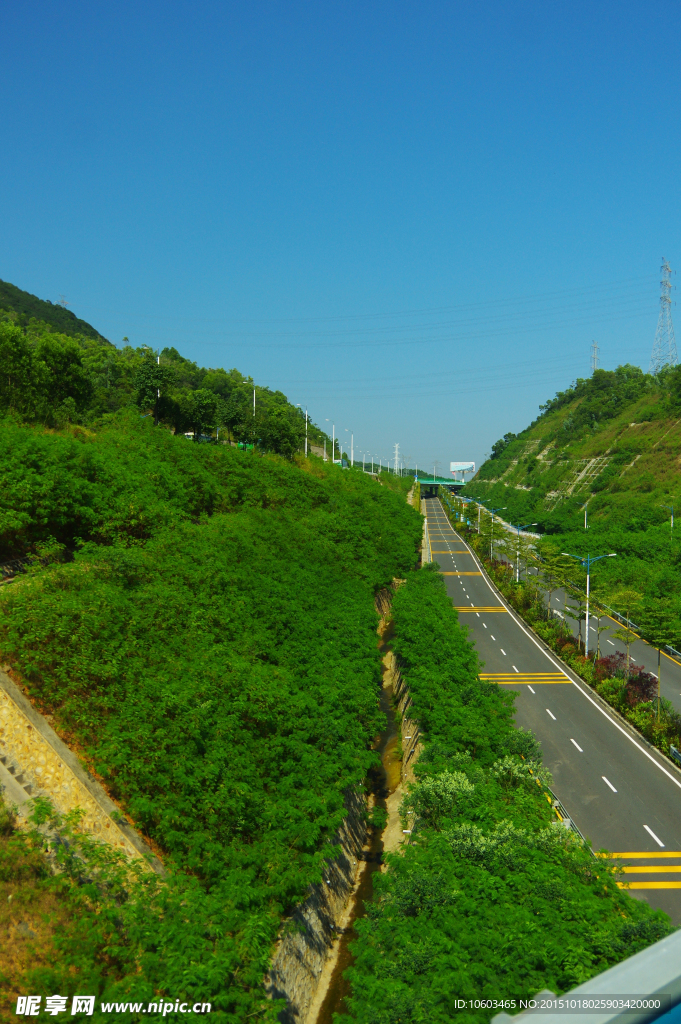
[315,668,400,1024]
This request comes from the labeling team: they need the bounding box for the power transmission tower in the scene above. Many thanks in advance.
[590,340,600,373]
[649,258,678,373]
[393,443,400,475]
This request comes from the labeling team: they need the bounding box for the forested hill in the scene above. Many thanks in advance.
[0,279,328,454]
[462,362,681,603]
[0,279,107,340]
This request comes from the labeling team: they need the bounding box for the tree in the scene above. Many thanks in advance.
[612,625,638,679]
[636,602,681,720]
[180,388,219,440]
[258,407,305,459]
[35,335,93,418]
[0,320,43,415]
[490,433,517,459]
[611,589,642,680]
[133,357,176,426]
[536,552,571,621]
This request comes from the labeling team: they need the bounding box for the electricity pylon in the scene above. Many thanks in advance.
[393,443,400,475]
[590,340,600,373]
[649,258,678,373]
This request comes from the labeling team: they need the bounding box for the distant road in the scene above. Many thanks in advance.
[425,498,681,924]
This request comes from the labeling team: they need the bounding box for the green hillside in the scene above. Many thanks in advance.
[0,280,329,454]
[0,279,107,341]
[462,363,681,608]
[0,416,420,1019]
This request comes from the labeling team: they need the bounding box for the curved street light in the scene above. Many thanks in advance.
[562,551,617,656]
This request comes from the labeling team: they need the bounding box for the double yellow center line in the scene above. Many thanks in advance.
[599,852,681,889]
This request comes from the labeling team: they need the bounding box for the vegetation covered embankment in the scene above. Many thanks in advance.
[0,414,421,1020]
[463,364,681,618]
[344,569,671,1024]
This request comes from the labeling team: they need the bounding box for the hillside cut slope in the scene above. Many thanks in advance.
[464,363,681,600]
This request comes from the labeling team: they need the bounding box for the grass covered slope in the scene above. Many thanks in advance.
[464,364,681,606]
[345,570,671,1024]
[0,415,421,1019]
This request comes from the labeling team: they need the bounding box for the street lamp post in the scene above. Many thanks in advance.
[344,429,354,467]
[561,551,617,656]
[486,506,507,561]
[510,523,538,583]
[325,419,335,464]
[474,497,488,534]
[242,381,255,416]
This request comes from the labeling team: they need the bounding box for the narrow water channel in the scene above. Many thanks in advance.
[315,658,400,1024]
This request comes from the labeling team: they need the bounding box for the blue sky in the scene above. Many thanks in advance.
[2,1,680,472]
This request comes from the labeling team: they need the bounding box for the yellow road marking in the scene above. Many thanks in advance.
[440,571,483,576]
[620,865,681,873]
[599,851,681,858]
[455,606,507,613]
[618,881,681,889]
[480,673,565,677]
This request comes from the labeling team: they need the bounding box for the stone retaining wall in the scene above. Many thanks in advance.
[0,668,162,872]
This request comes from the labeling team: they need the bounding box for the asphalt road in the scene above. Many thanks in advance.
[489,532,681,716]
[425,497,681,923]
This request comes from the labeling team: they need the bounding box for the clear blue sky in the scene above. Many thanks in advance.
[2,1,680,473]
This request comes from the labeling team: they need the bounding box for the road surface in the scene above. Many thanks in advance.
[425,497,681,923]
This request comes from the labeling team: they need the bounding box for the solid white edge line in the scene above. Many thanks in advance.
[434,500,681,794]
[570,738,583,752]
[643,824,665,847]
[602,776,617,793]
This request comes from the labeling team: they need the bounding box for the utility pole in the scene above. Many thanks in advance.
[305,407,308,456]
[590,340,600,373]
[649,258,678,372]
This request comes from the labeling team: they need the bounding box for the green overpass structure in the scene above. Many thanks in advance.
[415,477,464,497]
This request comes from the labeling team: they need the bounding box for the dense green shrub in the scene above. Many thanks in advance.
[345,570,671,1024]
[0,417,421,1019]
